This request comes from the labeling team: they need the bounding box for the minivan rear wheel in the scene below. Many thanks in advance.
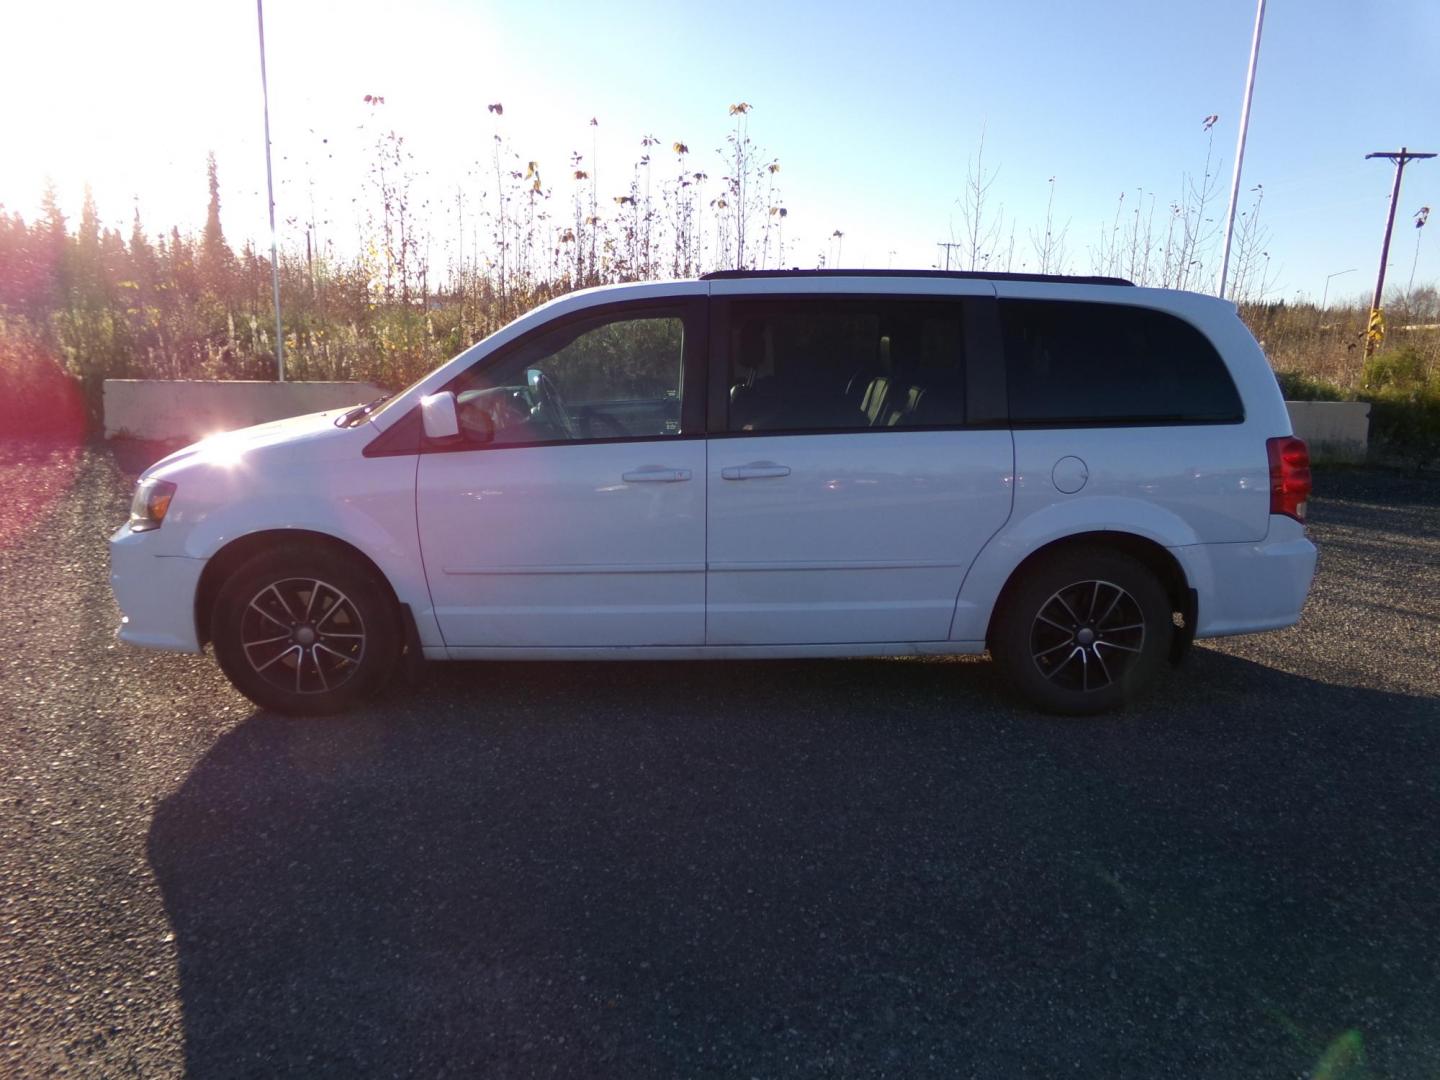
[211,545,401,716]
[991,547,1171,715]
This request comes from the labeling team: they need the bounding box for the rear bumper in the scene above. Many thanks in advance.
[109,525,205,653]
[1170,516,1318,638]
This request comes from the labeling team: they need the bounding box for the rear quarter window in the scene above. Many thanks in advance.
[1000,300,1243,425]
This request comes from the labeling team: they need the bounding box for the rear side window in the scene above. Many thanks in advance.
[725,299,967,433]
[1000,300,1243,425]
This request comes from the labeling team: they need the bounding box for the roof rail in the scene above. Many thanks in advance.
[699,268,1135,286]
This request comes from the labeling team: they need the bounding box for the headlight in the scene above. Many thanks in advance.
[128,478,177,532]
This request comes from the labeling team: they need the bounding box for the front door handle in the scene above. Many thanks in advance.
[622,467,692,483]
[721,462,792,481]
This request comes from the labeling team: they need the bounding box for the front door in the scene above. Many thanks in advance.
[705,292,1014,645]
[417,298,707,648]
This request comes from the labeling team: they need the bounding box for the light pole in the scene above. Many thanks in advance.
[1321,267,1356,310]
[1217,0,1266,299]
[257,0,285,381]
[1409,206,1430,295]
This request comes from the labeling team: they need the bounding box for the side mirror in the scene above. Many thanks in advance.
[420,391,460,440]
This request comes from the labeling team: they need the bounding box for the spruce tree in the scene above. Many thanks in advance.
[130,205,157,291]
[38,180,69,301]
[200,152,234,295]
[76,185,102,295]
[169,225,197,299]
[0,210,27,312]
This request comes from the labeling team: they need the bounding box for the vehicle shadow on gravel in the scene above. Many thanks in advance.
[148,650,1440,1078]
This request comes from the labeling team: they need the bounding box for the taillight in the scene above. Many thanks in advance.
[1267,436,1311,522]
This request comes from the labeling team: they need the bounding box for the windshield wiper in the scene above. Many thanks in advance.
[335,395,391,428]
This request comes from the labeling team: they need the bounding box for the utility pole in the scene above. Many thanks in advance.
[256,0,285,381]
[1217,0,1266,300]
[1363,147,1435,359]
[936,241,963,271]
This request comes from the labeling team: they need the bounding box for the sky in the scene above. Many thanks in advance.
[4,0,1439,304]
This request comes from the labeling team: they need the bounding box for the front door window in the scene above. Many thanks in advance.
[450,315,685,446]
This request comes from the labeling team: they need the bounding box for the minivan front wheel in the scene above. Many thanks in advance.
[211,545,400,716]
[991,548,1171,715]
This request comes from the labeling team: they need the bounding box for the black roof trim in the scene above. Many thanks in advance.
[700,268,1135,287]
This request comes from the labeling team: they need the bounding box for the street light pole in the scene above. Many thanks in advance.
[256,0,285,381]
[1363,147,1435,359]
[1321,267,1356,310]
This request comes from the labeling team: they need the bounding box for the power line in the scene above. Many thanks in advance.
[935,242,963,271]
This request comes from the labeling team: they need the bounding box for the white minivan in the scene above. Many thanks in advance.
[110,270,1317,716]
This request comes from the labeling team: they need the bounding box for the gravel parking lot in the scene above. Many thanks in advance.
[1,441,1437,1078]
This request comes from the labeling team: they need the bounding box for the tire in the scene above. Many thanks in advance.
[211,544,401,716]
[990,547,1172,716]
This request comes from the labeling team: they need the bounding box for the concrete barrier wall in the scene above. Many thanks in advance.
[104,380,386,442]
[1285,400,1371,462]
[104,379,1374,460]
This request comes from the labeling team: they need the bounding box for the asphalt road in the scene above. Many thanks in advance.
[1,442,1437,1079]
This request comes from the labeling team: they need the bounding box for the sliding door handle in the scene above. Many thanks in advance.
[721,463,791,481]
[622,467,692,483]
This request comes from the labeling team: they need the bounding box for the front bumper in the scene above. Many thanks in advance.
[109,525,206,653]
[1171,515,1318,639]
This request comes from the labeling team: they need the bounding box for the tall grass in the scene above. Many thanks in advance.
[0,101,789,421]
[1244,291,1440,393]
